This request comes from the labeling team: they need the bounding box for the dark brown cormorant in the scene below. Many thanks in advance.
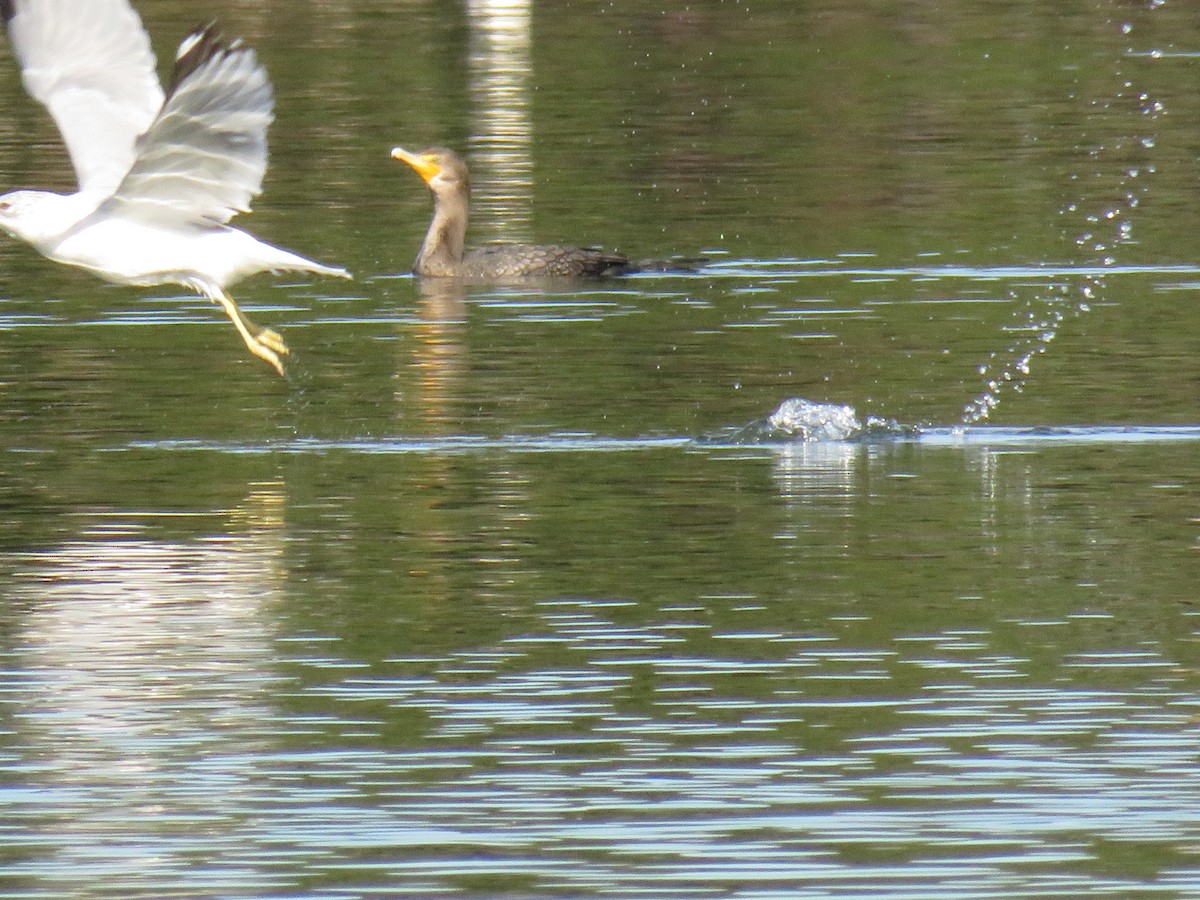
[391,146,635,279]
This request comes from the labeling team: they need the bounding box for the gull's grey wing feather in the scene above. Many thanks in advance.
[105,24,272,226]
[1,0,164,197]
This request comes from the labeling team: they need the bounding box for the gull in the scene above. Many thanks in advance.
[0,0,350,375]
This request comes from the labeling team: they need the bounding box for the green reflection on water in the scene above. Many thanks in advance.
[1,0,1200,895]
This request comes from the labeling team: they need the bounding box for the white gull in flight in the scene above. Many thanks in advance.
[0,0,350,375]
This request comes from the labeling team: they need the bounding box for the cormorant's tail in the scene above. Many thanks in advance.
[624,256,708,275]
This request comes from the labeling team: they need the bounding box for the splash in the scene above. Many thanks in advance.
[961,2,1166,423]
[709,398,865,444]
[767,398,862,442]
[715,398,915,444]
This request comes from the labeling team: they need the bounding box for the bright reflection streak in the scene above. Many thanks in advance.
[5,484,288,893]
[466,0,534,242]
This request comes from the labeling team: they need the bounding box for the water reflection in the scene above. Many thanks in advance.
[2,485,288,895]
[0,440,1199,895]
[770,440,862,552]
[408,280,469,431]
[3,0,1200,896]
[271,577,1200,896]
[466,0,534,242]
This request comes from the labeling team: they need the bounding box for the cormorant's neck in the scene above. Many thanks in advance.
[416,187,468,277]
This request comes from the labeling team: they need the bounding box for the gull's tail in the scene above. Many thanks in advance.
[236,233,350,283]
[295,259,352,280]
[267,247,352,281]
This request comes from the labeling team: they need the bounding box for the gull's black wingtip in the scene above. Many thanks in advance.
[0,0,17,25]
[170,20,245,93]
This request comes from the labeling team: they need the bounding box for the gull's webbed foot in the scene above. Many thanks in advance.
[244,328,289,377]
[209,286,290,377]
[256,327,289,358]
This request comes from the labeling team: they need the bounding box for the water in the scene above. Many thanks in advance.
[4,0,1200,896]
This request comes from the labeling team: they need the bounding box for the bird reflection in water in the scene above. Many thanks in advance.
[6,483,288,886]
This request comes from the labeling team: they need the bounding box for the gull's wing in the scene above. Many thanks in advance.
[1,0,164,197]
[104,24,272,226]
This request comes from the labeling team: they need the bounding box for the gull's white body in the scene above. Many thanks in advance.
[12,191,333,292]
[0,0,349,374]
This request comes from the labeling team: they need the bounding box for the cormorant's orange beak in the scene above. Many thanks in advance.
[391,147,441,185]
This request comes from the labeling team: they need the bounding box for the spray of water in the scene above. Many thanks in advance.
[961,1,1166,424]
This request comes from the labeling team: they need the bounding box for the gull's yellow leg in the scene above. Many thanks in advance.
[208,285,289,376]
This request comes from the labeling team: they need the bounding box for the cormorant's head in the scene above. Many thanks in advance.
[390,147,470,200]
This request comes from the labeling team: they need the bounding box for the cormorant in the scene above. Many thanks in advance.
[391,146,635,279]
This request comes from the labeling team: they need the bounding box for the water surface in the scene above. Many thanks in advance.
[2,0,1200,896]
